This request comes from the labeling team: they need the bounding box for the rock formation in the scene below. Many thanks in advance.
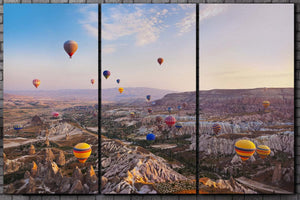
[29,144,35,155]
[56,151,65,166]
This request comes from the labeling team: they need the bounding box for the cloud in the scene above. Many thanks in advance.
[102,6,168,46]
[78,5,98,38]
[200,5,228,22]
[175,5,195,36]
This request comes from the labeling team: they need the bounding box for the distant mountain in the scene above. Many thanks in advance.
[5,89,98,101]
[101,87,177,103]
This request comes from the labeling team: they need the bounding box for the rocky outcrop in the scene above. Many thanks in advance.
[45,137,50,147]
[44,148,55,162]
[101,138,187,194]
[31,115,43,126]
[31,161,38,177]
[29,144,35,155]
[56,151,65,166]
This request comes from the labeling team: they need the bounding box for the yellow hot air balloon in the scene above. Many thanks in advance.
[256,145,271,159]
[262,101,270,109]
[73,143,92,163]
[234,140,256,162]
[119,87,124,94]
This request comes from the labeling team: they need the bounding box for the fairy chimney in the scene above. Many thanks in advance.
[29,144,36,155]
[45,137,50,147]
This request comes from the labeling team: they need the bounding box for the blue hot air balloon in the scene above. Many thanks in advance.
[146,95,151,101]
[13,125,23,130]
[146,133,155,141]
[116,79,120,84]
[167,107,172,113]
[177,105,182,110]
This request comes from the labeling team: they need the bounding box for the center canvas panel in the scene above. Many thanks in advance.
[101,4,196,194]
[199,4,294,194]
[3,4,98,194]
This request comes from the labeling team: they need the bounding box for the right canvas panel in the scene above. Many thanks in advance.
[199,4,294,194]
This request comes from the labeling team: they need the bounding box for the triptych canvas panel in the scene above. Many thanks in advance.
[3,3,294,195]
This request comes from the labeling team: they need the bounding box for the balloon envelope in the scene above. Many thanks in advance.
[146,133,155,141]
[256,145,271,159]
[118,87,124,94]
[165,115,176,128]
[33,79,40,88]
[73,143,92,163]
[13,125,23,130]
[91,79,95,85]
[234,140,256,162]
[148,108,152,114]
[156,116,163,123]
[52,112,59,118]
[103,70,111,79]
[157,57,164,65]
[175,122,183,130]
[177,105,182,110]
[212,123,221,135]
[262,101,270,109]
[64,40,78,58]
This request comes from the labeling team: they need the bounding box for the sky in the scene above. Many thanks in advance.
[4,4,98,91]
[200,4,294,90]
[102,4,196,92]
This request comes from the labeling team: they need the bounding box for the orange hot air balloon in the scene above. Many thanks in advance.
[119,87,124,94]
[64,40,78,58]
[33,79,40,88]
[91,79,95,85]
[157,57,164,65]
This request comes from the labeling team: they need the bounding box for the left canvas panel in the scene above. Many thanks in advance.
[3,4,99,194]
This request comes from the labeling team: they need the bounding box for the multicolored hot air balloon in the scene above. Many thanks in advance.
[146,95,151,102]
[33,79,40,88]
[13,124,23,130]
[177,105,182,110]
[118,87,124,94]
[262,101,270,109]
[91,79,95,85]
[256,145,271,159]
[148,108,153,114]
[212,123,221,135]
[157,57,164,65]
[103,70,111,79]
[156,116,163,123]
[116,79,120,84]
[234,140,256,162]
[52,112,59,118]
[64,40,78,58]
[165,115,176,128]
[175,122,183,130]
[73,143,92,164]
[167,107,172,114]
[146,133,155,141]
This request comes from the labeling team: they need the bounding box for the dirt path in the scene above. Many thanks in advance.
[236,177,292,194]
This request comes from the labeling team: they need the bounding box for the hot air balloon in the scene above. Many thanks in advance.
[52,112,59,118]
[156,116,163,123]
[13,124,23,130]
[262,101,270,109]
[33,79,40,88]
[182,102,187,109]
[130,112,135,118]
[234,140,256,162]
[212,123,221,135]
[167,107,172,114]
[157,57,164,65]
[177,105,182,110]
[118,87,124,94]
[91,79,95,85]
[73,143,92,164]
[256,145,271,159]
[146,133,155,141]
[116,79,120,84]
[64,40,78,58]
[148,108,153,114]
[175,122,183,130]
[165,115,176,128]
[103,70,111,79]
[146,95,151,102]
